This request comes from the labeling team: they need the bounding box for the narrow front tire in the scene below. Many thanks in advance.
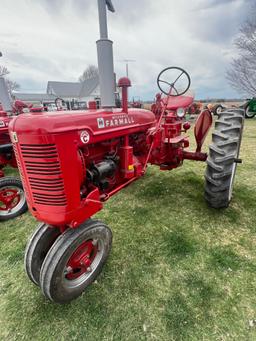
[39,219,112,304]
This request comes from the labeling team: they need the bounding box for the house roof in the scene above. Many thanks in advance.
[79,77,99,98]
[13,93,56,102]
[47,76,99,98]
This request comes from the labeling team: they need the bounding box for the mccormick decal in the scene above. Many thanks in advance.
[97,115,135,129]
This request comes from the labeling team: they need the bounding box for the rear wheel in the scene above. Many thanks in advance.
[204,109,244,208]
[0,177,27,221]
[39,219,112,304]
[244,103,255,118]
[24,223,61,285]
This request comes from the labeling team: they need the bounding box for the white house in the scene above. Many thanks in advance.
[13,76,100,110]
[46,76,100,109]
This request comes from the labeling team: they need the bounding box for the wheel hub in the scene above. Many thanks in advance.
[0,188,21,212]
[65,240,98,280]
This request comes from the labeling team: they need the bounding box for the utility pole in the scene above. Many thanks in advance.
[119,59,136,78]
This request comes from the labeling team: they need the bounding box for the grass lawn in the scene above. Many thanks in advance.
[0,118,256,341]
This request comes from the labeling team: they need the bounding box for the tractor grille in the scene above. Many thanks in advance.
[20,144,67,206]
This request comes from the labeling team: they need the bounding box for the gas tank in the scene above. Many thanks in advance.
[10,108,156,144]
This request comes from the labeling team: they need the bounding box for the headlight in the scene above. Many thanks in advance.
[0,121,5,127]
[177,107,185,118]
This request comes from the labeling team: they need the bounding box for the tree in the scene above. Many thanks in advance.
[78,65,99,82]
[0,65,9,77]
[0,65,20,94]
[227,6,256,96]
[6,79,20,93]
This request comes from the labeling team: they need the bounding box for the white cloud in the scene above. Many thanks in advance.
[0,0,251,99]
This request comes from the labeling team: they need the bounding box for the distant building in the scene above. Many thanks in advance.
[13,76,100,110]
[46,76,100,109]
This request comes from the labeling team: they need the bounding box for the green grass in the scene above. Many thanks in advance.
[0,119,256,341]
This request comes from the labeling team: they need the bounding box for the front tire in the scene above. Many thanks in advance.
[212,104,224,116]
[39,219,112,304]
[204,109,244,208]
[0,177,27,221]
[24,223,61,285]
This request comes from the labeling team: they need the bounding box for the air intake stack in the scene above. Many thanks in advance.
[96,0,116,108]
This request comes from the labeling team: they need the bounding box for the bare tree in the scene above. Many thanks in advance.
[6,79,20,93]
[0,65,9,77]
[0,65,20,94]
[227,6,256,96]
[79,65,99,82]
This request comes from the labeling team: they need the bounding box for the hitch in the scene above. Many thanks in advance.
[234,158,242,164]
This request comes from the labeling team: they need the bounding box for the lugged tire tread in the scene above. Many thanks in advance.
[204,109,244,208]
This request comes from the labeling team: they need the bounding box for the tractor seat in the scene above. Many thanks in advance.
[162,93,194,110]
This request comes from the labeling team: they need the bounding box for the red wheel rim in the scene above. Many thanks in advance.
[65,240,98,280]
[0,187,21,212]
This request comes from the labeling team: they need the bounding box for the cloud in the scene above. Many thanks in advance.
[0,0,252,99]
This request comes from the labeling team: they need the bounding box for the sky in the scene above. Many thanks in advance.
[0,0,252,100]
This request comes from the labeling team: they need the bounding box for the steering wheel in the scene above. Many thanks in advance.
[157,66,191,97]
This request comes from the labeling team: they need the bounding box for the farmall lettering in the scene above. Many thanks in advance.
[97,114,135,129]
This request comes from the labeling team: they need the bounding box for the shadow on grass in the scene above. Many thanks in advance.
[208,246,256,272]
[127,169,256,231]
[163,230,197,259]
[165,273,224,340]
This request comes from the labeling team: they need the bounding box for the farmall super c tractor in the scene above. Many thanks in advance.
[9,0,244,303]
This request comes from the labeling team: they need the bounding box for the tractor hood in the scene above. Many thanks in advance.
[9,108,156,143]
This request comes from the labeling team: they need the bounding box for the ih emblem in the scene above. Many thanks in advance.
[80,131,90,144]
[97,118,105,129]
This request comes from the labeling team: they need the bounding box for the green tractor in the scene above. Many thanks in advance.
[244,97,256,119]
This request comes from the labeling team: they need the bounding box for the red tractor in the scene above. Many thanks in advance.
[130,96,142,109]
[0,99,43,220]
[9,0,244,303]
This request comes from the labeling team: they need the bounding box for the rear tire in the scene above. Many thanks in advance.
[0,177,27,221]
[39,219,112,304]
[204,109,244,208]
[24,223,61,285]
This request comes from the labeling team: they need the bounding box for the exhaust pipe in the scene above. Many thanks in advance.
[0,77,12,112]
[96,0,116,108]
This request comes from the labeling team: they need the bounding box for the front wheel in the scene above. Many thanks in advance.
[244,103,256,119]
[212,104,224,116]
[24,223,61,285]
[39,219,112,304]
[204,109,244,208]
[0,177,27,221]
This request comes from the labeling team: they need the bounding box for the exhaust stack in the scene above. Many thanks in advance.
[96,0,115,108]
[0,77,12,112]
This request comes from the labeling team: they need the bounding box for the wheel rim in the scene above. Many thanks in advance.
[228,126,243,201]
[246,106,255,118]
[216,106,222,114]
[0,186,26,217]
[62,238,104,289]
[228,163,237,201]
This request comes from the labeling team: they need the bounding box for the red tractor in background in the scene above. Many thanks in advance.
[9,0,244,303]
[0,100,43,220]
[130,96,142,109]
